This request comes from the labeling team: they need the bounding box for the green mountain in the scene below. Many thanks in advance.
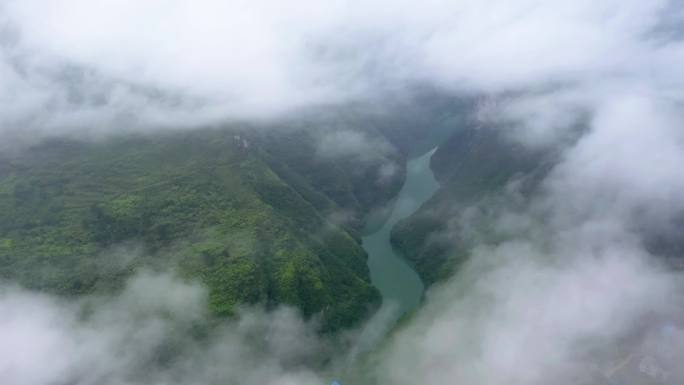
[0,90,471,332]
[390,123,565,285]
[0,126,405,332]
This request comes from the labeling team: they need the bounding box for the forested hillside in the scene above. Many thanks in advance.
[0,91,471,331]
[390,123,567,285]
[0,126,404,331]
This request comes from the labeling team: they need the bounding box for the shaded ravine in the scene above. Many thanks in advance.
[362,148,440,319]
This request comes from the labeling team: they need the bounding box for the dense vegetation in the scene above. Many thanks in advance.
[0,91,477,331]
[0,126,408,331]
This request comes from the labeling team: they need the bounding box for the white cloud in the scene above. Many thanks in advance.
[0,272,332,385]
[1,1,684,384]
[1,0,682,141]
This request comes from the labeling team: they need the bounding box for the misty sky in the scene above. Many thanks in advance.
[1,0,683,139]
[2,1,684,385]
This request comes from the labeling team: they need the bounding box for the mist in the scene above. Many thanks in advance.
[2,0,683,140]
[376,94,684,384]
[2,1,684,384]
[0,272,332,385]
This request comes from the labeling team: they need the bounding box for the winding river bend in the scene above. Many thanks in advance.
[362,149,440,318]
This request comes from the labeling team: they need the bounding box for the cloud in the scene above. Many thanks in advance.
[314,129,398,170]
[1,1,684,384]
[0,271,334,385]
[0,270,407,385]
[0,272,205,385]
[374,74,684,385]
[376,241,684,385]
[373,95,684,382]
[1,0,682,143]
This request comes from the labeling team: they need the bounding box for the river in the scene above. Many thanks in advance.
[362,148,440,318]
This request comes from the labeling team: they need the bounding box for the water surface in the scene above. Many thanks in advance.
[362,148,439,318]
